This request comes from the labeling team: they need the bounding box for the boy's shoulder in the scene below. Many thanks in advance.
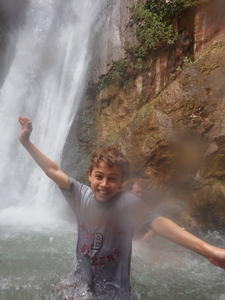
[113,191,143,208]
[60,176,92,202]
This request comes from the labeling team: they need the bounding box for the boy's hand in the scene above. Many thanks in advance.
[18,117,32,143]
[209,248,225,270]
[18,116,70,189]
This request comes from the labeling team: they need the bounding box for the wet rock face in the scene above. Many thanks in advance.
[90,0,139,82]
[94,0,225,229]
[62,0,137,181]
[97,35,225,229]
[68,0,225,228]
[96,0,225,148]
[194,0,225,53]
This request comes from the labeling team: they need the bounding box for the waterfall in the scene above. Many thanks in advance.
[0,0,119,227]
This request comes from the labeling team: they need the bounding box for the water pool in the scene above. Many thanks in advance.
[0,225,225,300]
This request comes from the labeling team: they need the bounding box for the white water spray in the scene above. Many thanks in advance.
[0,0,117,227]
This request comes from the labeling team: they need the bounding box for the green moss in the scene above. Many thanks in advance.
[98,59,129,90]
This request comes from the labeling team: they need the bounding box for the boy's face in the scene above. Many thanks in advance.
[89,161,123,202]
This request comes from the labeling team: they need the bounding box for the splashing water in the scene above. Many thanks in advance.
[0,0,116,227]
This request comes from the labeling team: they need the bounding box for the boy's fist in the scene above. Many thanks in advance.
[208,248,225,270]
[18,117,33,143]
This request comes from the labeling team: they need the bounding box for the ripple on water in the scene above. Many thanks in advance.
[132,233,225,300]
[0,224,75,300]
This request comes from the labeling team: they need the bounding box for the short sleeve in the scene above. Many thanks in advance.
[135,200,162,233]
[135,207,161,237]
[59,177,90,214]
[123,192,161,232]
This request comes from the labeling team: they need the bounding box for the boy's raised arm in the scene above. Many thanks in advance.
[150,216,225,270]
[18,117,70,189]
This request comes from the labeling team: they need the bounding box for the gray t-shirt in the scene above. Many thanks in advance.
[60,177,160,299]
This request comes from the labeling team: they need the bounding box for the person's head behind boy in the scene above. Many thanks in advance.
[88,147,129,202]
[130,182,143,198]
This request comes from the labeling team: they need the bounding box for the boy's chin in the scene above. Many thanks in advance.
[95,193,113,202]
[95,196,111,203]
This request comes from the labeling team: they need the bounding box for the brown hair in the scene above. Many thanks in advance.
[89,146,130,179]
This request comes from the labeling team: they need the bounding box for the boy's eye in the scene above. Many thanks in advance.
[95,175,103,180]
[109,177,117,182]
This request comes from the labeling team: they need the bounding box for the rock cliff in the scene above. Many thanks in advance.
[103,35,225,229]
[66,0,225,229]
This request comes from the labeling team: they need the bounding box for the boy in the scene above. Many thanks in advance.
[18,117,225,299]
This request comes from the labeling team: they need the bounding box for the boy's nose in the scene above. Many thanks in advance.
[101,178,109,187]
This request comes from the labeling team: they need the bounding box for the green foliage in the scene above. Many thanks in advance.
[144,0,195,18]
[183,56,193,65]
[133,58,144,72]
[124,43,148,60]
[133,0,196,49]
[98,0,197,90]
[98,59,129,90]
[176,56,194,72]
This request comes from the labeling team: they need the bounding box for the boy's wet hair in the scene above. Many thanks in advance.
[89,146,130,179]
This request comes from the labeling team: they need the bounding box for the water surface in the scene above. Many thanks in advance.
[1,225,225,300]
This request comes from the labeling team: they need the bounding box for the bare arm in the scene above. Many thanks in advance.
[140,229,155,241]
[18,117,70,189]
[151,216,225,270]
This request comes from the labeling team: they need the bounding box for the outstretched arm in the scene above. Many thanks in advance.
[18,117,70,189]
[151,216,225,270]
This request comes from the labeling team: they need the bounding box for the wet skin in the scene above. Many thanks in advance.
[88,162,123,202]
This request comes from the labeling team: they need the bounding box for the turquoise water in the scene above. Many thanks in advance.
[0,225,74,300]
[0,225,225,300]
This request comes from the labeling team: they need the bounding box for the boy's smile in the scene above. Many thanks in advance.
[89,161,123,202]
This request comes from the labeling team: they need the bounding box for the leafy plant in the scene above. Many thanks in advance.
[98,0,197,90]
[132,0,196,49]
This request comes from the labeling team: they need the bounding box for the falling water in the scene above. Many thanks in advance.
[0,0,116,226]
